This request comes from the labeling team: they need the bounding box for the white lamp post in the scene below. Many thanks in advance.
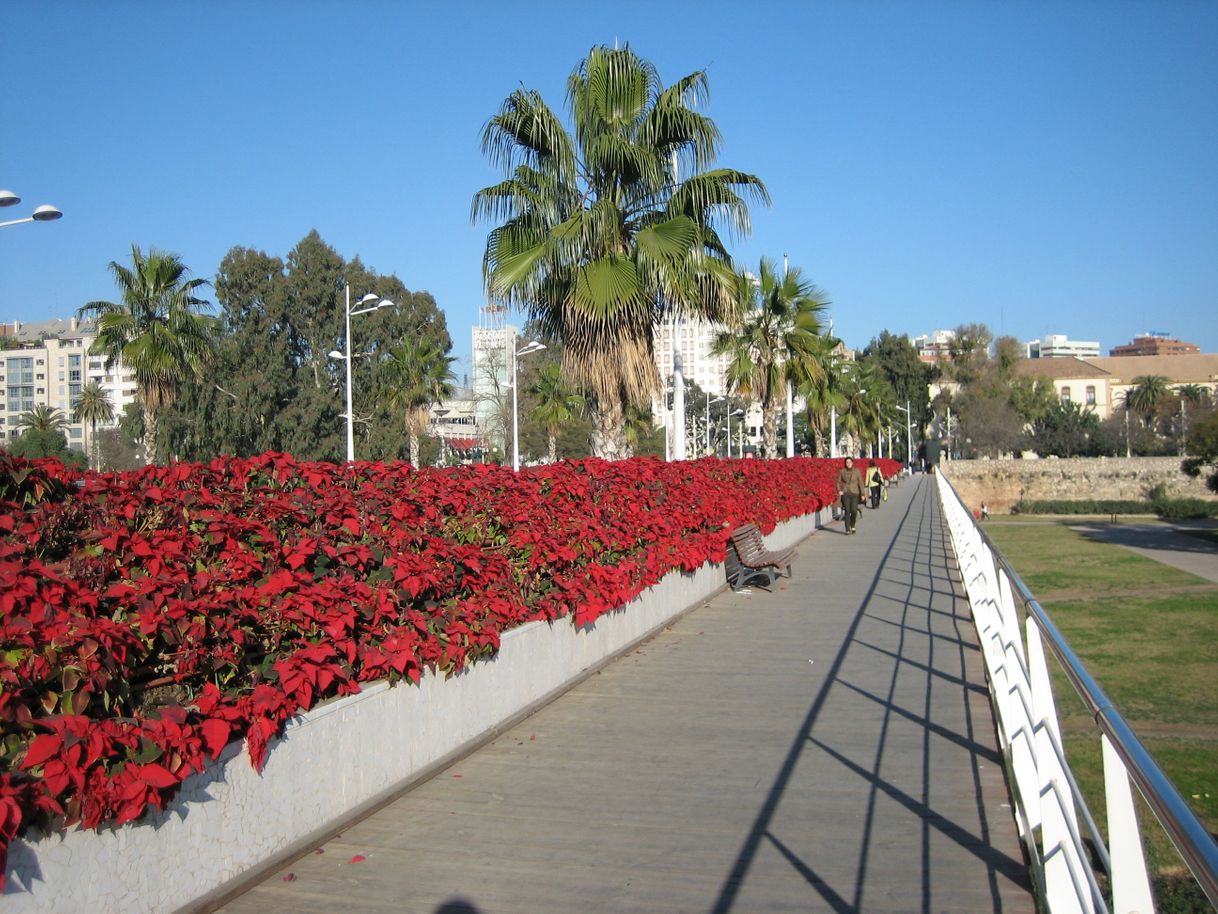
[0,190,62,229]
[327,284,395,462]
[895,401,913,469]
[726,407,744,458]
[705,393,723,454]
[511,340,546,471]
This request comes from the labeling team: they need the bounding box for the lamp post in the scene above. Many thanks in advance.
[0,190,62,229]
[706,393,723,454]
[726,407,744,458]
[895,401,913,470]
[511,340,546,471]
[327,285,395,462]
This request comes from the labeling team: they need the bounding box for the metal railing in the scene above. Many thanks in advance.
[935,472,1218,914]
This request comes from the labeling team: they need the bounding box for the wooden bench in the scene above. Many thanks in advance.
[725,523,796,591]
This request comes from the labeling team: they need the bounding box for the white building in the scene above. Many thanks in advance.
[470,323,520,455]
[1025,334,1100,359]
[0,318,137,451]
[910,329,956,363]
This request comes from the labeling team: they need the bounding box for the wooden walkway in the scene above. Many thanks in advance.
[216,476,1034,914]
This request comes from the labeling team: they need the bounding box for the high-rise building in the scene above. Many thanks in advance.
[653,318,733,398]
[1025,334,1101,359]
[0,318,137,450]
[470,322,519,455]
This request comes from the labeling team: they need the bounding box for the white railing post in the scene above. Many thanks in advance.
[1103,734,1156,914]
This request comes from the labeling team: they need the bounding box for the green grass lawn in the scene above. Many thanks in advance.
[984,519,1218,909]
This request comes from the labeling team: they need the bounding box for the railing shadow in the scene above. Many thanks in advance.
[710,478,1030,914]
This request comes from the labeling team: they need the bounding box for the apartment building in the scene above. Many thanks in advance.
[0,318,136,450]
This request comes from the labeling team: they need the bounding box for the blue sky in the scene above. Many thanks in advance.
[3,0,1216,378]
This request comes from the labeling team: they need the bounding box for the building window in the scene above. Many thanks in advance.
[1085,386,1096,406]
[1060,387,1071,403]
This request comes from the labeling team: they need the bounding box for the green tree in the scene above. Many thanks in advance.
[79,245,217,463]
[72,381,114,470]
[713,258,827,457]
[14,404,70,435]
[473,44,768,459]
[528,361,585,463]
[1030,399,1100,457]
[1186,410,1218,492]
[164,233,451,463]
[947,323,993,385]
[384,338,456,467]
[859,331,931,461]
[5,428,86,467]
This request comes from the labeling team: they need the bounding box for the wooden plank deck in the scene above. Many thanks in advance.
[214,475,1034,914]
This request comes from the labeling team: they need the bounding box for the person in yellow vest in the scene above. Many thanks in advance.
[865,462,885,509]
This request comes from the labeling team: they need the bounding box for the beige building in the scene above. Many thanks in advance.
[1,318,137,451]
[1015,353,1218,419]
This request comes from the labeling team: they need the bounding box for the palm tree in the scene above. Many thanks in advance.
[72,381,114,470]
[15,404,69,434]
[385,338,456,467]
[528,362,584,463]
[713,258,828,457]
[1125,375,1171,419]
[472,44,768,459]
[78,245,216,464]
[798,336,848,457]
[1176,383,1209,406]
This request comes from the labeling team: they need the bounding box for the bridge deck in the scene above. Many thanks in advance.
[217,476,1034,914]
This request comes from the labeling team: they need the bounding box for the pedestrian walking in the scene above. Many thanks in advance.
[836,457,867,535]
[865,462,884,509]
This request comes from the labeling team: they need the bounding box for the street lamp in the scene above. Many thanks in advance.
[327,285,395,462]
[705,394,723,454]
[726,407,744,458]
[0,190,63,229]
[895,401,913,470]
[511,340,546,471]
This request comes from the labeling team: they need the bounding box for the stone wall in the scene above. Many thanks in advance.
[941,456,1216,513]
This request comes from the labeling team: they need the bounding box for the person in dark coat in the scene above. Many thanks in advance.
[836,457,867,534]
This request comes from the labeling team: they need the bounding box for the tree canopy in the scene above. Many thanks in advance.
[163,231,453,464]
[473,44,767,459]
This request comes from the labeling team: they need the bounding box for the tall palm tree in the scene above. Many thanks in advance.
[1125,375,1171,419]
[72,381,114,470]
[78,245,216,464]
[385,338,456,467]
[15,404,69,434]
[472,44,768,459]
[528,361,585,463]
[713,258,828,457]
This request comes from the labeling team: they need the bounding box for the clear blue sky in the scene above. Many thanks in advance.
[3,0,1216,378]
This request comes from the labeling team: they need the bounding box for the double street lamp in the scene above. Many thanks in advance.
[511,340,547,471]
[327,285,395,462]
[0,190,62,229]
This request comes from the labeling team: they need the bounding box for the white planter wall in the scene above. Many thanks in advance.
[3,513,820,914]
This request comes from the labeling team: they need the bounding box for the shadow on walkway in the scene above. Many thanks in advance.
[219,478,1033,914]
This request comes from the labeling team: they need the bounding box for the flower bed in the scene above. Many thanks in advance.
[0,452,899,881]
